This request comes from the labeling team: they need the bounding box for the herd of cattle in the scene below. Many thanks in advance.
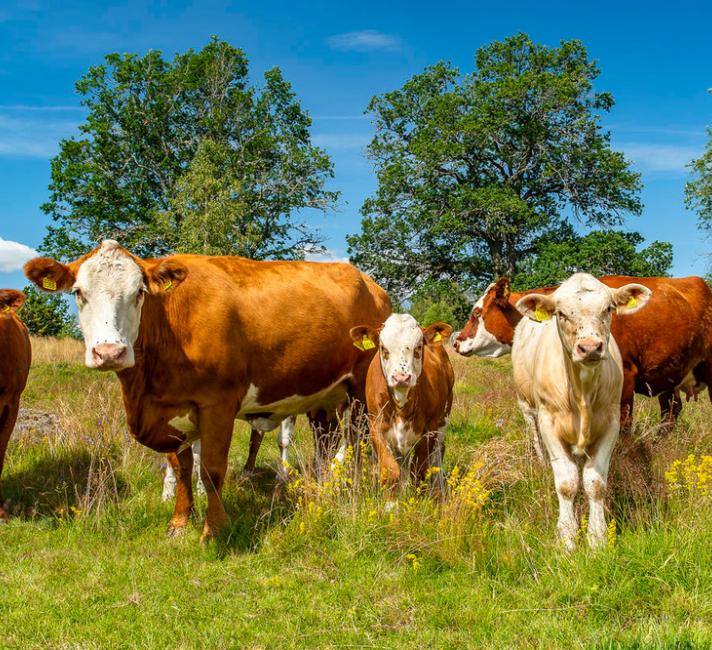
[0,239,709,549]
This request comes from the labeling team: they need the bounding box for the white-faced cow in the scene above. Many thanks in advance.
[25,240,391,542]
[512,273,651,549]
[351,314,454,491]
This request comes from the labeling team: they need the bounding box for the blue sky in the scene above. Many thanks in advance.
[0,0,710,290]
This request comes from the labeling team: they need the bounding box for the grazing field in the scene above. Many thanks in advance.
[1,337,711,648]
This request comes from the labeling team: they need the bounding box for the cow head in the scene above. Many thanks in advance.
[24,240,188,370]
[454,278,516,358]
[351,314,453,407]
[0,289,25,315]
[516,273,651,365]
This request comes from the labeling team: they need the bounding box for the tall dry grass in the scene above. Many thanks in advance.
[30,336,84,365]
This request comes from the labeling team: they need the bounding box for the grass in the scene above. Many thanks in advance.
[0,338,710,648]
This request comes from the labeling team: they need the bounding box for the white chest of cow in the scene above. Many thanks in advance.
[385,417,418,456]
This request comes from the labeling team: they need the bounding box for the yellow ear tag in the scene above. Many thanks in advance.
[163,280,173,291]
[42,277,57,291]
[353,335,375,351]
[535,306,550,322]
[626,296,637,309]
[433,331,442,342]
[2,306,10,313]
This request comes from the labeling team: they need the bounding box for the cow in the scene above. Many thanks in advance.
[350,314,454,491]
[511,273,651,548]
[454,276,712,432]
[24,240,391,542]
[161,417,296,501]
[0,289,31,521]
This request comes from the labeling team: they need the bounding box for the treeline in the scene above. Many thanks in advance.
[23,34,711,334]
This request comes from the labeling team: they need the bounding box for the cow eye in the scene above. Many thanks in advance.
[380,345,390,360]
[472,307,482,319]
[557,311,569,322]
[71,287,84,303]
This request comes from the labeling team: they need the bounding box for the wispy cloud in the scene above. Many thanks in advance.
[620,143,703,173]
[0,114,79,159]
[304,247,350,263]
[327,30,401,53]
[0,238,36,272]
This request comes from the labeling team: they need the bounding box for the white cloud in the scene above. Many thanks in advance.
[327,30,401,52]
[0,238,36,272]
[304,247,350,263]
[620,143,703,173]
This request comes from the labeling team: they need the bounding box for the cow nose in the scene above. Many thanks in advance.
[576,339,603,359]
[92,343,128,368]
[391,371,412,386]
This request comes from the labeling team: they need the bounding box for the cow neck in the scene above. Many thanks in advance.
[388,382,420,419]
[500,300,525,345]
[561,346,601,453]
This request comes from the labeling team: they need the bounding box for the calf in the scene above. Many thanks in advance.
[454,276,712,432]
[351,315,454,489]
[0,290,31,521]
[512,274,650,548]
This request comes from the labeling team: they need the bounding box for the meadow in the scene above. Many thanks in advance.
[0,337,710,649]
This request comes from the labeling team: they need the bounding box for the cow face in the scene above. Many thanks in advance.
[454,278,513,358]
[24,240,187,371]
[352,315,452,407]
[516,273,651,365]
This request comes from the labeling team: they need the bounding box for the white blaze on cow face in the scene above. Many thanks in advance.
[517,273,651,365]
[72,240,146,370]
[455,284,511,358]
[379,314,424,406]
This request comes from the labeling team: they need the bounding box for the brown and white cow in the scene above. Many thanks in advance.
[512,274,651,548]
[350,314,454,491]
[0,290,31,521]
[25,240,391,542]
[454,276,712,431]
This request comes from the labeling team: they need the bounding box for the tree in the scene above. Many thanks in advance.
[19,286,80,338]
[685,97,712,229]
[408,279,471,329]
[41,38,337,260]
[512,228,672,290]
[347,33,642,302]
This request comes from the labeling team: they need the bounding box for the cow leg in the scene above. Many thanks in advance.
[658,391,682,431]
[518,398,545,465]
[583,417,619,549]
[192,439,205,496]
[0,400,20,522]
[333,404,353,465]
[162,456,177,502]
[538,412,579,550]
[242,428,264,477]
[370,423,400,492]
[166,446,195,536]
[276,417,295,482]
[620,367,636,435]
[197,406,235,543]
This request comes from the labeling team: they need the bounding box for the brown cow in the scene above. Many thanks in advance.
[25,240,391,542]
[0,289,31,521]
[454,276,712,431]
[351,314,454,490]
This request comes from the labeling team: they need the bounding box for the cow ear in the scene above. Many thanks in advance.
[613,283,651,315]
[350,325,379,352]
[0,289,25,313]
[516,293,555,322]
[24,257,75,293]
[146,259,188,294]
[423,322,453,345]
[493,277,511,307]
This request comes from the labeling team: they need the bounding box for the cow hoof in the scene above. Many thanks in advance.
[167,520,189,537]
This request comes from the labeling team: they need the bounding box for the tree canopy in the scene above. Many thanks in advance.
[41,38,337,260]
[347,33,643,302]
[685,98,712,231]
[20,287,80,338]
